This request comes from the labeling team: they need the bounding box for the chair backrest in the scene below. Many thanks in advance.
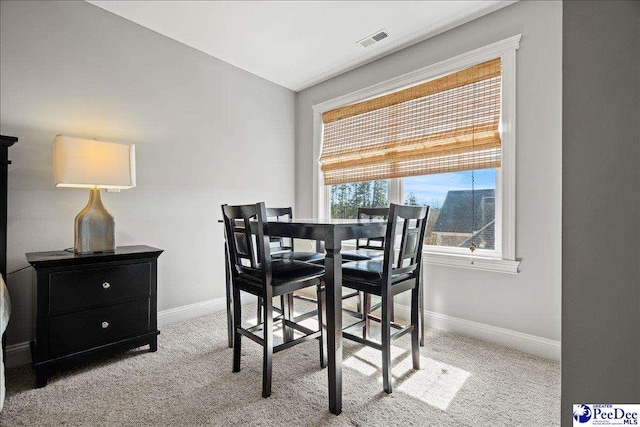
[265,207,294,253]
[356,207,389,250]
[381,203,429,290]
[221,202,272,287]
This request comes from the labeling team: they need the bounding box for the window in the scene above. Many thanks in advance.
[314,36,521,273]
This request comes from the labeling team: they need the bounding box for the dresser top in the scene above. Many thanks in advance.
[26,245,163,268]
[0,135,18,147]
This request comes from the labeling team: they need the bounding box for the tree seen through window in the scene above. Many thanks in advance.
[330,180,388,219]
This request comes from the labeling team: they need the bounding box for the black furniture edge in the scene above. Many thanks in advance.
[0,135,18,146]
[0,134,17,278]
[30,331,160,368]
[0,135,16,364]
[25,245,163,269]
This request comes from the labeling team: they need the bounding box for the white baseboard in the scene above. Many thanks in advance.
[298,288,560,361]
[4,294,558,368]
[392,303,560,361]
[157,297,226,327]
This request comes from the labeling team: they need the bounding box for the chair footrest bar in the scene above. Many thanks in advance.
[343,319,366,331]
[293,310,318,323]
[273,331,322,353]
[282,319,317,336]
[246,315,284,333]
[237,327,265,346]
[342,291,360,299]
[342,332,382,351]
[292,294,318,304]
[390,325,414,341]
[342,307,365,319]
[365,314,404,329]
[293,292,359,303]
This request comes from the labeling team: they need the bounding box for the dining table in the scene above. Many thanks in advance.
[223,217,388,415]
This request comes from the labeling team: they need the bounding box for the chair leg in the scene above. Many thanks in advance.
[356,291,362,314]
[288,292,295,316]
[282,294,294,343]
[411,285,420,370]
[363,293,371,339]
[389,294,395,322]
[381,294,392,394]
[262,295,274,398]
[256,297,263,324]
[280,295,287,341]
[232,286,242,373]
[317,285,327,368]
[419,273,425,347]
[225,245,234,348]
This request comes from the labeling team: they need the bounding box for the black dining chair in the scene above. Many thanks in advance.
[261,206,364,325]
[341,206,426,347]
[222,202,327,398]
[341,207,392,337]
[340,203,429,394]
[226,207,322,347]
[255,207,325,327]
[341,207,389,262]
[266,207,325,264]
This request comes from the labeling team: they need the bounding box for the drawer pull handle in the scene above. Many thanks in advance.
[101,321,110,329]
[102,282,111,290]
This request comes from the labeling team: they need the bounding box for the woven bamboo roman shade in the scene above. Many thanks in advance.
[320,58,502,185]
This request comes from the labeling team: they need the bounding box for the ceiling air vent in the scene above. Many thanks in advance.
[358,29,390,48]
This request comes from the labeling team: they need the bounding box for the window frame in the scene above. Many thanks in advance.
[312,35,521,274]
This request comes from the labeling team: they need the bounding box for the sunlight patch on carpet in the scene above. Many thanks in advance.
[344,344,470,411]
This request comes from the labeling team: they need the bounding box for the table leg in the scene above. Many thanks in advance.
[324,238,342,415]
[225,244,234,348]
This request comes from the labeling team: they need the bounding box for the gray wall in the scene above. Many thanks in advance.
[562,1,640,424]
[0,1,296,345]
[296,1,562,341]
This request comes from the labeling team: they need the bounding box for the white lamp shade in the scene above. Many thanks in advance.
[53,135,136,189]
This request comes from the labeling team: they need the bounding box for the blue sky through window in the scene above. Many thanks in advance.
[404,169,496,208]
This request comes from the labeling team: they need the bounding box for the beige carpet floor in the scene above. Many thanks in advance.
[1,304,560,426]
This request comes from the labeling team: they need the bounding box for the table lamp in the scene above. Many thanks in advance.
[53,135,136,254]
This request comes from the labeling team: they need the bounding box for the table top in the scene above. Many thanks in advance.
[218,218,387,226]
[268,218,386,226]
[259,218,388,243]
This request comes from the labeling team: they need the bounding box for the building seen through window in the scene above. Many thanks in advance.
[329,169,496,250]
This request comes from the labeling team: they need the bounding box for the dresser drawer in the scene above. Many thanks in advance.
[49,262,151,315]
[48,299,150,357]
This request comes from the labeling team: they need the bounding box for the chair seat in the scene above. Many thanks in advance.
[240,259,325,287]
[272,251,325,263]
[341,249,384,261]
[342,259,411,288]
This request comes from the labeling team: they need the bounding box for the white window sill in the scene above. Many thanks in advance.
[423,251,520,274]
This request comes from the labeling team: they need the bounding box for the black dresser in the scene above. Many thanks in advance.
[26,245,163,387]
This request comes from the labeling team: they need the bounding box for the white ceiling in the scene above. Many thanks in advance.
[87,1,516,91]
